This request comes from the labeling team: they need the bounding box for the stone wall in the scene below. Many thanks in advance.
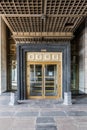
[78,29,85,93]
[75,19,87,94]
[0,17,1,94]
[0,17,7,94]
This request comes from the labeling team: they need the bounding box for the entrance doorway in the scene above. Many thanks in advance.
[17,43,71,100]
[26,62,62,99]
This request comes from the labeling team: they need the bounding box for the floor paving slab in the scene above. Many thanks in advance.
[40,111,66,116]
[15,111,39,117]
[66,111,87,116]
[36,117,55,124]
[36,125,57,130]
[0,112,14,117]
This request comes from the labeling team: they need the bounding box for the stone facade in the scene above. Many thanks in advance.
[73,19,87,94]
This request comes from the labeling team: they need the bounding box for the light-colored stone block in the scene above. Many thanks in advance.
[9,92,17,106]
[63,92,72,105]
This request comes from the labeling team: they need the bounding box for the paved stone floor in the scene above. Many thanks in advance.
[0,93,87,130]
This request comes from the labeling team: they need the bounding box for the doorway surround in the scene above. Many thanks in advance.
[17,42,71,104]
[26,52,62,99]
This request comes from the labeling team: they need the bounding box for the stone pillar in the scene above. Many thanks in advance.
[84,19,87,93]
[0,17,7,94]
[63,42,72,105]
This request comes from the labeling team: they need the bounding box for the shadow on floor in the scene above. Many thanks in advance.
[72,94,87,104]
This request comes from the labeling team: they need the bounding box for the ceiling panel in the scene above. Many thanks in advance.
[0,0,87,42]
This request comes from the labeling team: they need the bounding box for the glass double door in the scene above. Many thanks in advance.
[27,63,61,99]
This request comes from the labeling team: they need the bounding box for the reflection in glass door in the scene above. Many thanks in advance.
[45,65,57,96]
[29,65,42,96]
[27,63,61,99]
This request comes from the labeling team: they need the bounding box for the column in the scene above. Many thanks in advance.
[63,42,72,105]
[84,19,87,93]
[0,17,7,94]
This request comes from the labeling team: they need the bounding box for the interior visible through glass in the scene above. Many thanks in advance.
[30,65,42,96]
[29,64,58,97]
[45,65,58,96]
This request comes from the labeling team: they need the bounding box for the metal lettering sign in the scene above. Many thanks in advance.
[27,52,62,62]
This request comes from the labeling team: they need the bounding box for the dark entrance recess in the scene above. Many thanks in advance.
[17,42,71,100]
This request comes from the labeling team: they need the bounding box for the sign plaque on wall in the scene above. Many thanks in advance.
[27,52,62,62]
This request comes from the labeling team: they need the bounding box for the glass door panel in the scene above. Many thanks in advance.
[29,65,42,96]
[45,65,58,96]
[27,63,60,98]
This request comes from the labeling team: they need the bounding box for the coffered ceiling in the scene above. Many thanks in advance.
[0,0,87,42]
